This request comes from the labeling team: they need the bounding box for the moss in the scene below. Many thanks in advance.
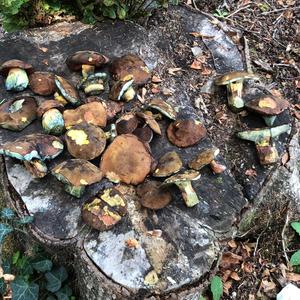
[238,208,257,233]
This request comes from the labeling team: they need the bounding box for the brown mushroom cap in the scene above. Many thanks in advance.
[148,98,178,120]
[115,113,138,134]
[215,71,259,85]
[245,96,289,116]
[63,102,107,128]
[0,59,33,76]
[52,159,102,186]
[110,54,151,85]
[136,112,161,135]
[153,151,182,177]
[55,75,80,105]
[167,119,207,148]
[136,180,172,210]
[100,134,153,185]
[66,51,109,71]
[29,72,56,96]
[0,97,37,131]
[188,147,219,170]
[133,126,153,143]
[65,124,107,160]
[37,100,64,118]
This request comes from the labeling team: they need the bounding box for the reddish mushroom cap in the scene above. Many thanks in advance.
[0,59,33,76]
[29,72,56,96]
[37,100,64,118]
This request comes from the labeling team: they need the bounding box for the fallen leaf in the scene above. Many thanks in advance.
[295,104,300,110]
[261,279,276,293]
[167,67,182,75]
[42,59,49,65]
[230,271,241,281]
[147,230,162,237]
[162,87,173,96]
[262,269,270,277]
[220,252,243,268]
[223,280,233,295]
[245,168,257,177]
[190,32,214,39]
[125,239,139,248]
[293,110,300,120]
[286,272,300,281]
[279,263,288,278]
[38,46,48,53]
[228,239,237,248]
[222,269,232,282]
[201,67,212,76]
[296,80,300,89]
[3,274,15,282]
[242,261,254,273]
[151,87,160,94]
[190,59,202,70]
[281,152,290,165]
[152,75,162,83]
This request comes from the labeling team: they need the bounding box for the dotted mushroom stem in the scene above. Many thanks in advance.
[210,160,226,174]
[226,80,244,110]
[175,181,199,207]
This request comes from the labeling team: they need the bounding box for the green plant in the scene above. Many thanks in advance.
[290,221,300,267]
[213,8,229,19]
[210,275,223,300]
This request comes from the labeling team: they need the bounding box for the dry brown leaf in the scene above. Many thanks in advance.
[151,87,160,94]
[168,67,182,75]
[152,75,162,83]
[223,280,233,295]
[242,243,253,256]
[220,252,243,268]
[242,261,254,273]
[125,239,139,249]
[147,230,162,237]
[190,32,214,39]
[293,110,300,120]
[286,272,300,281]
[228,239,237,248]
[190,59,202,70]
[281,152,290,165]
[261,279,276,293]
[295,104,300,110]
[38,46,48,53]
[162,88,173,96]
[279,263,288,278]
[201,67,212,76]
[222,269,232,282]
[262,269,270,277]
[230,271,241,281]
[245,168,257,177]
[295,80,300,89]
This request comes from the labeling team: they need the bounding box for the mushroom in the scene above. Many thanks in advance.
[237,124,291,165]
[167,119,207,148]
[153,151,182,177]
[110,54,151,85]
[79,72,108,96]
[29,71,56,96]
[136,180,172,210]
[0,134,64,178]
[133,126,153,143]
[162,170,201,207]
[37,100,65,135]
[245,95,289,126]
[148,98,178,120]
[54,75,81,106]
[100,134,153,185]
[52,159,102,198]
[66,51,109,79]
[136,111,161,135]
[188,147,226,174]
[0,97,37,131]
[109,75,135,102]
[65,124,107,160]
[215,71,259,111]
[115,113,138,135]
[63,101,107,129]
[0,59,33,91]
[82,187,127,230]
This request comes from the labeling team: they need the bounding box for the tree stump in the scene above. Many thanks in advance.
[0,5,292,299]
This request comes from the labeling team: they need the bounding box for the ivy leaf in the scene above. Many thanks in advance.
[13,251,21,265]
[103,7,116,19]
[32,259,53,273]
[0,223,13,244]
[0,278,6,295]
[1,208,15,219]
[290,249,300,266]
[11,278,39,300]
[103,0,115,6]
[210,276,223,300]
[117,7,126,19]
[45,266,68,293]
[291,222,300,236]
[18,216,34,224]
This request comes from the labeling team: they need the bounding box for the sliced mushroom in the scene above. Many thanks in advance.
[52,159,102,198]
[115,113,138,135]
[167,119,206,148]
[109,75,135,102]
[189,147,226,174]
[55,75,81,106]
[136,111,161,135]
[0,97,37,131]
[65,124,107,160]
[79,72,108,95]
[148,98,178,120]
[29,72,56,96]
[82,187,127,230]
[153,151,182,177]
[0,59,33,91]
[100,134,153,185]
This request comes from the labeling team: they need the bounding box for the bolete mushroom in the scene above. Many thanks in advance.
[109,75,135,102]
[52,159,102,198]
[63,101,107,129]
[133,126,153,143]
[55,75,81,106]
[110,54,151,85]
[237,124,291,165]
[100,134,153,185]
[29,71,56,96]
[65,124,107,160]
[66,51,109,79]
[136,180,172,210]
[153,151,182,177]
[0,59,33,91]
[245,95,289,126]
[115,113,138,135]
[0,97,37,131]
[162,170,201,207]
[167,119,206,148]
[37,100,65,135]
[188,147,226,174]
[148,98,178,120]
[82,187,127,230]
[136,111,161,135]
[0,134,64,178]
[79,72,108,96]
[215,71,259,111]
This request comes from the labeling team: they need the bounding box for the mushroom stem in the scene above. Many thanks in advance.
[84,83,104,95]
[6,68,29,91]
[123,86,136,102]
[24,160,48,178]
[65,185,85,198]
[210,160,226,174]
[105,124,117,142]
[82,64,95,79]
[256,143,279,165]
[175,181,199,207]
[263,115,277,126]
[227,80,244,111]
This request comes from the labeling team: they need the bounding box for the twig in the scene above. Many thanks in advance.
[261,6,300,15]
[243,36,252,73]
[281,209,290,267]
[225,4,253,19]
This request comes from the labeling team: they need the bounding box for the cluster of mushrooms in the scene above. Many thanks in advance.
[0,53,291,231]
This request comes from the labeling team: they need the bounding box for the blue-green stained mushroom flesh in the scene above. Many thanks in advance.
[55,75,81,105]
[42,108,65,135]
[5,68,29,91]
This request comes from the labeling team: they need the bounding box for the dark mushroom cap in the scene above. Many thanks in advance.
[115,113,138,135]
[55,75,80,105]
[148,98,177,120]
[63,102,107,128]
[136,180,172,210]
[153,151,182,177]
[0,59,33,76]
[188,147,219,170]
[52,159,102,187]
[245,95,289,116]
[0,97,37,131]
[136,112,161,135]
[37,100,64,118]
[100,134,153,185]
[82,187,127,231]
[29,72,56,96]
[0,134,64,161]
[110,54,151,85]
[215,71,259,85]
[65,124,107,160]
[167,119,207,148]
[133,126,153,143]
[66,51,109,71]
